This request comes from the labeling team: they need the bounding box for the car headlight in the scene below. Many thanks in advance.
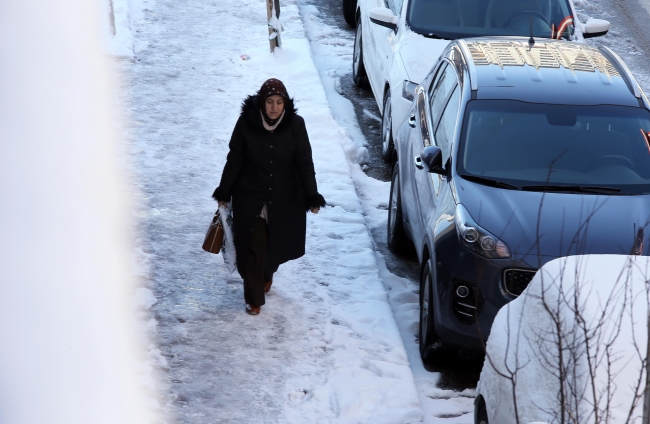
[402,80,418,101]
[454,204,511,259]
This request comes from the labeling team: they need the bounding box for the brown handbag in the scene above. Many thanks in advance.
[202,209,224,254]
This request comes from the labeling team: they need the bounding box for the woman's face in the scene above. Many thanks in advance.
[265,95,285,120]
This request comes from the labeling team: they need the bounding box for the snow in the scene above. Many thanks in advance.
[478,255,650,423]
[121,0,650,421]
[297,1,476,422]
[102,0,150,58]
[124,0,426,421]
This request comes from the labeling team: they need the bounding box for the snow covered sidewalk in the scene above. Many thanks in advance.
[125,0,423,422]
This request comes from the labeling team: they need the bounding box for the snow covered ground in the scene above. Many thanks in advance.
[120,0,650,422]
[123,0,432,422]
[295,1,479,422]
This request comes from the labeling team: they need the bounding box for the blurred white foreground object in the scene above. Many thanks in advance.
[0,1,159,423]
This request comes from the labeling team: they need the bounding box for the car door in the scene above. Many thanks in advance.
[367,0,399,100]
[360,0,380,89]
[413,61,459,241]
[399,101,419,239]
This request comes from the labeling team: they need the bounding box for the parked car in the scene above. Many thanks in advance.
[474,254,650,424]
[387,37,650,367]
[345,0,611,161]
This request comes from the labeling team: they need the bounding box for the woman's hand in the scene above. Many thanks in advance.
[310,207,320,214]
[218,201,229,208]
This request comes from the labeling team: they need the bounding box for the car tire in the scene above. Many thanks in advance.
[342,0,356,28]
[475,399,489,424]
[419,258,442,370]
[381,91,393,162]
[352,19,369,88]
[388,164,408,253]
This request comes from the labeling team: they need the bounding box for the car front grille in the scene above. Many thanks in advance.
[503,269,537,297]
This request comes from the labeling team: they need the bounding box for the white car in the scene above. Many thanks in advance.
[345,0,612,161]
[474,255,650,424]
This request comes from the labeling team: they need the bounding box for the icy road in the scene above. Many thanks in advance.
[122,0,650,422]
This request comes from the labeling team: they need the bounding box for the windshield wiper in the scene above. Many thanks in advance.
[460,174,519,190]
[520,185,629,195]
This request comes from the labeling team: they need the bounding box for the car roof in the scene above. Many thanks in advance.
[455,37,643,107]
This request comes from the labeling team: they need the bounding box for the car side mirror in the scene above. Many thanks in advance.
[369,7,398,31]
[421,145,445,174]
[582,18,610,38]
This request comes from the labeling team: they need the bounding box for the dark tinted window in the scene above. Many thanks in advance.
[429,63,456,127]
[458,101,650,194]
[434,85,460,159]
[428,62,446,99]
[407,0,574,40]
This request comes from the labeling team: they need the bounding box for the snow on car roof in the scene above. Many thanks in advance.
[466,40,620,77]
[458,38,641,106]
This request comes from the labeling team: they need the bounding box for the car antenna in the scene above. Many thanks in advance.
[528,17,535,47]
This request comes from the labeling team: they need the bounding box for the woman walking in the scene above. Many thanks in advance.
[212,78,326,315]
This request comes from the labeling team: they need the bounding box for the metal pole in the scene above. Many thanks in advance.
[266,0,275,52]
[266,0,281,52]
[274,0,282,49]
[108,0,116,36]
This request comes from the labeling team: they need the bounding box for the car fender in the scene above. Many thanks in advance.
[421,233,444,320]
[425,185,458,322]
[387,58,411,141]
[362,1,394,106]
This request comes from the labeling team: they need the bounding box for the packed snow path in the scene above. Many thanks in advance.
[125,0,426,422]
[124,0,650,422]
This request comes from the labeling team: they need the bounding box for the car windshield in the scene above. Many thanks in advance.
[457,101,650,195]
[407,0,574,40]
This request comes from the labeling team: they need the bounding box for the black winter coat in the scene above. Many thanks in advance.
[213,96,325,276]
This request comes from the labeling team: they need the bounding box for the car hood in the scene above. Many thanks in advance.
[456,178,650,258]
[398,31,449,84]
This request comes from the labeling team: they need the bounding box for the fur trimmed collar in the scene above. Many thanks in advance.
[240,95,297,131]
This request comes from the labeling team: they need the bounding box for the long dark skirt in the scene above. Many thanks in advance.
[243,217,277,307]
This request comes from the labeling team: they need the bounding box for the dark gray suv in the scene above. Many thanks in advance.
[388,37,650,366]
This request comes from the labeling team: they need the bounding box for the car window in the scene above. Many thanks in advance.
[390,0,404,14]
[407,0,574,40]
[434,85,460,160]
[417,91,431,146]
[428,62,446,99]
[458,101,650,194]
[429,63,457,128]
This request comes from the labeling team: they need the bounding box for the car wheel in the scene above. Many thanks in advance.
[381,91,393,162]
[387,163,408,253]
[419,258,442,370]
[342,0,356,28]
[475,399,489,424]
[352,19,369,88]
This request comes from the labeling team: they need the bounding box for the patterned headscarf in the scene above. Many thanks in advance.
[258,78,289,102]
[258,78,289,126]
